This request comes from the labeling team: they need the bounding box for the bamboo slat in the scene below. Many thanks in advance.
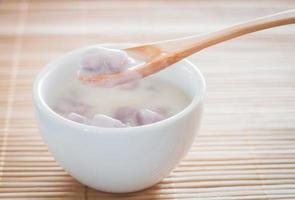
[1,0,295,199]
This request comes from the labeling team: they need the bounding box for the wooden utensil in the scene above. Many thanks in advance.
[79,9,295,85]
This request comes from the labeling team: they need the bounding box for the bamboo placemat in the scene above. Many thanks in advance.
[1,0,295,199]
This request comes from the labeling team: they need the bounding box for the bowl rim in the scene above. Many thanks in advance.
[32,43,206,133]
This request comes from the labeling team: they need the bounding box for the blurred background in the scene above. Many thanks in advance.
[1,0,295,199]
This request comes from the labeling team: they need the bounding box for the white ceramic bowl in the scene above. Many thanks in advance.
[32,44,206,193]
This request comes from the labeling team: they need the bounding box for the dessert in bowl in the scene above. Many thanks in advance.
[51,46,191,128]
[32,43,205,193]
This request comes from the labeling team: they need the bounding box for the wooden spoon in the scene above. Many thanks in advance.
[79,9,295,86]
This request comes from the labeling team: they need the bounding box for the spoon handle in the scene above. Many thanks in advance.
[160,9,295,53]
[136,9,295,78]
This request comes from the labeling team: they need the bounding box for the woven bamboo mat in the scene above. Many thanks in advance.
[1,0,295,199]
